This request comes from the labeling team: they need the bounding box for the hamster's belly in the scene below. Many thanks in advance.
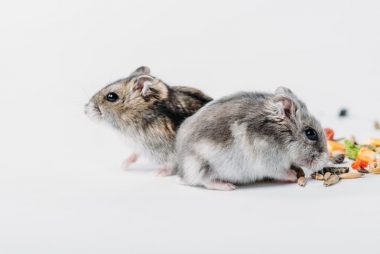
[211,153,290,183]
[196,140,290,184]
[208,152,268,183]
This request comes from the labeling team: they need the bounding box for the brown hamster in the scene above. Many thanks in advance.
[85,66,212,175]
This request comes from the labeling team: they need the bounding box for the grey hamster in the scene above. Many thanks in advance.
[175,87,328,190]
[85,66,212,174]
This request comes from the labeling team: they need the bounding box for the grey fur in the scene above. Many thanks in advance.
[175,87,328,189]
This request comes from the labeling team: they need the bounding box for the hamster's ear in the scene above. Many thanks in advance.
[133,75,169,99]
[275,86,307,112]
[275,86,295,97]
[273,95,297,120]
[130,66,150,76]
[133,75,154,96]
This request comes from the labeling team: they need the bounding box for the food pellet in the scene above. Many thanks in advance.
[320,167,349,175]
[369,167,380,174]
[332,154,345,164]
[324,172,332,180]
[324,174,340,187]
[312,173,324,180]
[357,169,369,174]
[339,172,364,179]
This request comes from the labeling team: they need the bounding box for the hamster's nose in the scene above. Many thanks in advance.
[84,101,102,119]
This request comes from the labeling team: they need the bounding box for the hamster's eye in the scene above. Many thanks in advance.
[305,128,318,141]
[106,92,119,102]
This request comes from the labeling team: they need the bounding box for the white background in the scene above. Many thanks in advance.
[1,0,380,253]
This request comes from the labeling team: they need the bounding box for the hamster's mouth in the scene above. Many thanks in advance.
[304,153,328,172]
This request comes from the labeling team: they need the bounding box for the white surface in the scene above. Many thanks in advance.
[1,0,380,253]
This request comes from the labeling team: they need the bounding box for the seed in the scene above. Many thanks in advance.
[297,177,307,187]
[311,173,324,180]
[320,167,349,175]
[324,172,332,180]
[338,108,348,117]
[324,174,340,187]
[332,154,345,164]
[357,169,369,174]
[339,172,364,179]
[368,162,378,171]
[369,167,380,174]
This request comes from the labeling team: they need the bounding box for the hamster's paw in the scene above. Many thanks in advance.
[121,153,139,170]
[203,180,236,191]
[156,164,175,177]
[297,176,307,187]
[284,170,298,182]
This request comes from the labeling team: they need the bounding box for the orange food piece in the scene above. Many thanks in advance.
[370,138,380,147]
[356,147,376,163]
[327,140,345,153]
[324,128,335,140]
[351,159,368,170]
[351,161,360,169]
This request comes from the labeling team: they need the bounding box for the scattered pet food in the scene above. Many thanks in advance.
[331,154,345,164]
[323,172,332,180]
[339,172,364,179]
[357,169,369,174]
[311,173,325,180]
[309,128,380,187]
[324,128,335,140]
[318,167,349,175]
[351,159,368,170]
[338,108,348,117]
[324,174,340,187]
[344,139,360,160]
[370,138,380,147]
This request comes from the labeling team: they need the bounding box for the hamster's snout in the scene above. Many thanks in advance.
[84,101,102,120]
[308,152,329,172]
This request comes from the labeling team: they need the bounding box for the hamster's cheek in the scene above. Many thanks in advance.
[121,113,129,122]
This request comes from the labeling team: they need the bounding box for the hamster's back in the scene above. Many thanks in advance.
[176,91,271,150]
[170,86,212,114]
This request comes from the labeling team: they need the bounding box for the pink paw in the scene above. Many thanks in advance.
[285,170,298,182]
[121,153,139,170]
[156,165,175,176]
[204,180,236,191]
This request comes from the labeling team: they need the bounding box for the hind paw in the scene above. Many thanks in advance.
[203,180,236,191]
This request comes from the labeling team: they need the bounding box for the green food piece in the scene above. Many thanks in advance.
[344,139,360,160]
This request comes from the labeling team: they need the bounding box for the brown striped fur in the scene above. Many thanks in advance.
[85,66,212,165]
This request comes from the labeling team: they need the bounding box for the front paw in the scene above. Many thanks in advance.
[156,164,175,176]
[121,153,139,170]
[284,170,298,182]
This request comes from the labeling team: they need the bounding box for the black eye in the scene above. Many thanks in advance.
[106,92,119,102]
[305,128,318,141]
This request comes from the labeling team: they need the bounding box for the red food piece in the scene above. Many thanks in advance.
[351,161,360,170]
[351,159,368,170]
[324,128,335,140]
[360,160,369,168]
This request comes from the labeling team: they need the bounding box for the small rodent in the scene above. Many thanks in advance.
[85,66,212,174]
[175,87,328,190]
